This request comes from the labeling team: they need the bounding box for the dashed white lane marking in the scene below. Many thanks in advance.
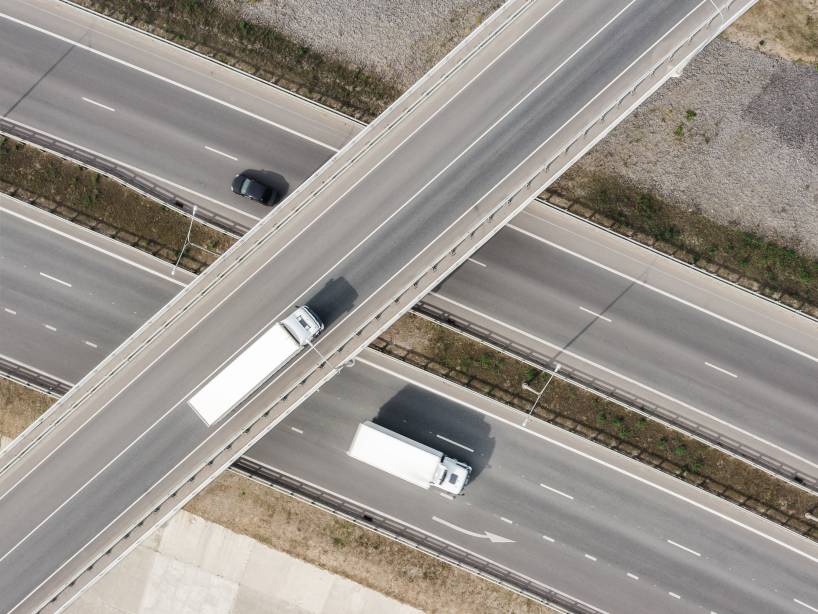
[705,362,738,379]
[81,97,115,112]
[627,573,639,580]
[204,145,238,161]
[436,434,475,452]
[290,427,304,434]
[540,483,574,500]
[667,539,701,557]
[578,306,612,323]
[84,341,98,348]
[584,554,597,561]
[44,324,57,332]
[795,598,818,613]
[669,592,681,600]
[3,308,16,315]
[542,535,555,543]
[39,272,72,288]
[439,492,455,501]
[467,257,487,267]
[500,517,513,524]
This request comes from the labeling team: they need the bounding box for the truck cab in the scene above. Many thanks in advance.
[436,457,472,495]
[281,305,324,345]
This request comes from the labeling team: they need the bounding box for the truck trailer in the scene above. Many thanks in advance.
[347,421,472,495]
[188,306,323,426]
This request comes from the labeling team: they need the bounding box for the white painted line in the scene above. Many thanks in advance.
[579,306,612,323]
[360,354,818,566]
[509,219,818,367]
[1,203,188,287]
[500,517,513,524]
[467,257,487,268]
[0,12,339,152]
[669,592,681,600]
[584,554,597,561]
[795,598,818,613]
[436,434,475,452]
[3,308,16,315]
[84,341,98,349]
[540,483,574,500]
[432,516,514,543]
[542,535,555,543]
[627,573,639,580]
[290,426,304,434]
[667,539,701,557]
[705,362,738,379]
[439,492,456,501]
[204,145,238,161]
[430,292,818,473]
[39,272,72,288]
[43,324,57,332]
[81,97,115,112]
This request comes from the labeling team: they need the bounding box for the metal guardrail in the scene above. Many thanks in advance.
[233,458,601,614]
[0,357,70,397]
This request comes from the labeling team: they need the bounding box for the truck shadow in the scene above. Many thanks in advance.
[307,277,358,327]
[373,386,494,480]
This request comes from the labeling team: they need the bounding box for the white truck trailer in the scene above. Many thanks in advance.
[347,421,472,495]
[188,306,323,426]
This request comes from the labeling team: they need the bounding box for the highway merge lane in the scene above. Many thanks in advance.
[0,0,763,611]
[247,350,818,614]
[4,0,812,490]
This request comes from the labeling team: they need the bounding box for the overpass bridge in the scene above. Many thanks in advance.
[0,0,756,611]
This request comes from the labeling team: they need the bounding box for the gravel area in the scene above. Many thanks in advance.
[215,0,502,88]
[559,38,818,257]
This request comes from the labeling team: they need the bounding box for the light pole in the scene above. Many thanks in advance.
[521,364,560,427]
[172,206,197,276]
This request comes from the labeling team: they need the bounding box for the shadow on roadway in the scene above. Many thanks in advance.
[373,385,494,480]
[240,169,290,204]
[307,277,358,327]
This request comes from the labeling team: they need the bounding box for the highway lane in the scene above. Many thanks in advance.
[425,202,818,485]
[0,195,190,384]
[0,0,359,228]
[0,1,753,610]
[248,350,818,614]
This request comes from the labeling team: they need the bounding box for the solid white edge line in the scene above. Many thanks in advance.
[704,362,738,379]
[80,97,115,112]
[540,483,574,500]
[39,272,72,288]
[428,292,818,472]
[0,11,339,152]
[0,352,72,386]
[357,354,818,565]
[1,204,188,287]
[666,539,701,557]
[507,222,818,366]
[795,598,818,613]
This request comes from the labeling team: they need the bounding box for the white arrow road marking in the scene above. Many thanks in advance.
[432,516,515,543]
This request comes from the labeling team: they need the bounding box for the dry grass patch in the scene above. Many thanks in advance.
[724,0,818,63]
[0,379,52,440]
[187,471,551,614]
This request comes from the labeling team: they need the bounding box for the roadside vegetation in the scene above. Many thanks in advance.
[723,0,818,64]
[549,173,818,307]
[0,136,234,272]
[72,0,402,119]
[0,380,51,441]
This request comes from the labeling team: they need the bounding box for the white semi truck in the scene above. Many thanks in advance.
[188,306,323,426]
[348,421,472,495]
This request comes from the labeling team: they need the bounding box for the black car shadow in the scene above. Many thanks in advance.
[240,169,290,204]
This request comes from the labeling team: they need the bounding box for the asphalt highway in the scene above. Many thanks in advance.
[0,0,358,228]
[0,0,761,611]
[248,350,818,614]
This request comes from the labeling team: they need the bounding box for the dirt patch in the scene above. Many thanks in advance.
[0,136,234,272]
[187,471,549,614]
[724,0,818,64]
[377,313,818,541]
[0,379,51,440]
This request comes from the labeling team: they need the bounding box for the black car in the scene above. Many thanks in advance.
[231,173,278,205]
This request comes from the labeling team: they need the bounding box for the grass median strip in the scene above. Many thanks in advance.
[0,136,235,272]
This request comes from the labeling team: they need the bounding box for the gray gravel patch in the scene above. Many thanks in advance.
[560,38,818,258]
[215,0,502,88]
